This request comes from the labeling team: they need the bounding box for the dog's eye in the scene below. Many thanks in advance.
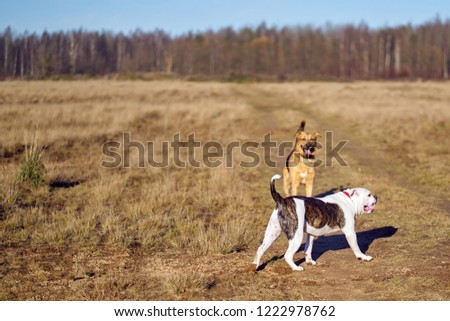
[368,193,371,197]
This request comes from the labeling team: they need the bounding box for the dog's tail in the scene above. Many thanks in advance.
[298,120,306,132]
[270,174,283,206]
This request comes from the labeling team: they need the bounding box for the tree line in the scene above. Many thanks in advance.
[1,18,449,80]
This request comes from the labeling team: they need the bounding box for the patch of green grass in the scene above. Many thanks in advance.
[17,137,46,189]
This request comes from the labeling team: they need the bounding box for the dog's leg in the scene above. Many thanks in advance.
[342,228,373,261]
[304,171,314,197]
[253,209,281,268]
[304,234,317,265]
[283,167,291,196]
[284,229,304,271]
[290,173,302,196]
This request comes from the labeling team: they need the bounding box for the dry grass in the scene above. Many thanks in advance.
[0,80,449,300]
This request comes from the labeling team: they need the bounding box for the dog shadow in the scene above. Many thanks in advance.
[257,226,397,271]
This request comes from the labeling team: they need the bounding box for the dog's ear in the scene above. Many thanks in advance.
[297,120,306,132]
[312,131,321,139]
[350,189,359,197]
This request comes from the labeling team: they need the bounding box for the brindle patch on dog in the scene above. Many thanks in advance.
[277,196,345,239]
[277,198,298,240]
[301,198,345,229]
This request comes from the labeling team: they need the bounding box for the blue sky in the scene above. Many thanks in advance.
[1,0,449,35]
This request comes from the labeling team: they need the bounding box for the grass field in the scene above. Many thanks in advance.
[0,80,449,300]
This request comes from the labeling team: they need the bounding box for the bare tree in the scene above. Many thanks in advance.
[2,20,450,80]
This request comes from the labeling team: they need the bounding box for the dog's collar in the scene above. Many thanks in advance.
[343,191,352,199]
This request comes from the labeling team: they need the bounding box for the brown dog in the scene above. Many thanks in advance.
[283,121,320,197]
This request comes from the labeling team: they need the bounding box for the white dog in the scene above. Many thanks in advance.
[253,174,377,271]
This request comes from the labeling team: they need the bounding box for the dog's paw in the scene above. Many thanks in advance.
[291,265,304,271]
[359,255,373,261]
[306,258,317,265]
[246,264,258,274]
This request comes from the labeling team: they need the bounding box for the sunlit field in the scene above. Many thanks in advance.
[0,80,449,300]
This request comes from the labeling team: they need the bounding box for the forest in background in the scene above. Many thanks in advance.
[1,18,450,80]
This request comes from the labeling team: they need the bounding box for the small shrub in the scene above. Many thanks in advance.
[17,135,46,188]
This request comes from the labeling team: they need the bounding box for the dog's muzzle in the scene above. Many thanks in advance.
[363,196,377,213]
[303,142,317,159]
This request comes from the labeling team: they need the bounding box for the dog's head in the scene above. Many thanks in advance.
[345,188,378,214]
[294,121,321,160]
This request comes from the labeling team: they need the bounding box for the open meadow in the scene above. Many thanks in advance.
[0,80,449,300]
